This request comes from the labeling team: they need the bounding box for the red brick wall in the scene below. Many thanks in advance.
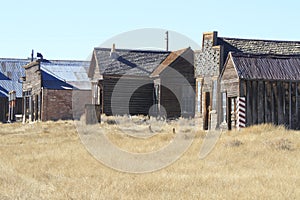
[42,89,73,121]
[41,89,92,121]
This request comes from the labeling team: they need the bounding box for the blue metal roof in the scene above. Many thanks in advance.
[41,70,74,90]
[0,58,29,97]
[0,85,7,97]
[40,60,91,90]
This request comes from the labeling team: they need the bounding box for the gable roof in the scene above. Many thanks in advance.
[228,53,300,81]
[89,48,170,78]
[150,48,190,77]
[0,58,29,97]
[40,60,91,90]
[218,37,300,55]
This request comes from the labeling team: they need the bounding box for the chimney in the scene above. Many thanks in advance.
[110,43,118,59]
[31,49,34,62]
[111,43,116,53]
[165,31,169,51]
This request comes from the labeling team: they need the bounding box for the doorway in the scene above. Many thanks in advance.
[203,92,211,130]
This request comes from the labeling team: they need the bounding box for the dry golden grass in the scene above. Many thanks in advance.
[0,119,299,199]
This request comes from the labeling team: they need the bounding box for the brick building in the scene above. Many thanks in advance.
[22,59,91,121]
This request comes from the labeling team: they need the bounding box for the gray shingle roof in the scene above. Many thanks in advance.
[230,53,300,81]
[218,37,300,55]
[93,48,170,77]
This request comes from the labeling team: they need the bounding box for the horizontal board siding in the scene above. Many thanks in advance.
[103,77,154,116]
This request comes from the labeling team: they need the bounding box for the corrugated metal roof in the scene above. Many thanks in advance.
[0,58,29,97]
[40,60,91,90]
[94,48,170,77]
[230,53,300,81]
[0,80,23,97]
[0,85,8,97]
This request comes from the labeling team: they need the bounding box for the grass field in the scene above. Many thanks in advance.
[0,117,299,199]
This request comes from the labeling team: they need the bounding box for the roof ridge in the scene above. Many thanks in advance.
[94,47,170,54]
[219,37,300,44]
[231,52,300,59]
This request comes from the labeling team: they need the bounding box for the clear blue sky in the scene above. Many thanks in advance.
[1,0,299,60]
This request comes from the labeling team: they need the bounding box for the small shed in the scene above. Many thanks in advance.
[220,52,300,129]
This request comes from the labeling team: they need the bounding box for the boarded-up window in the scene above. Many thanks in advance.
[197,81,202,113]
[212,80,217,110]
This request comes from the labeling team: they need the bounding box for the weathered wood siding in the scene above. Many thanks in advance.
[220,58,239,97]
[0,97,8,122]
[102,76,154,116]
[239,80,300,129]
[160,48,195,118]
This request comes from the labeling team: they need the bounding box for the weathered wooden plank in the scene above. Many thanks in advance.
[272,82,278,125]
[291,82,297,129]
[277,82,284,125]
[257,81,264,124]
[246,80,252,126]
[265,81,272,123]
[284,82,290,127]
[297,83,300,129]
[252,81,258,125]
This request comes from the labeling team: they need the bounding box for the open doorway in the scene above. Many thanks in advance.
[203,92,211,130]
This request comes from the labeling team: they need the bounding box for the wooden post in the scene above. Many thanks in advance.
[22,96,26,123]
[85,104,101,125]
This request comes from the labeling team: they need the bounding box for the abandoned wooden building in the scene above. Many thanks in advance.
[195,31,300,130]
[0,58,29,122]
[22,59,91,121]
[88,46,195,118]
[221,53,300,130]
